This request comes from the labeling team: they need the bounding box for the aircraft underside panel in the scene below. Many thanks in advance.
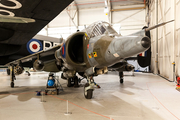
[0,0,73,56]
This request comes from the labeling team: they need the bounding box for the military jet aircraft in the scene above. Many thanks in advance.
[5,20,173,99]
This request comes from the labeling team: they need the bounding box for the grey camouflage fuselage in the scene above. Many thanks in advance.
[55,21,150,76]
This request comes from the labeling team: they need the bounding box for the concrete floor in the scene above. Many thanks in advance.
[0,70,180,120]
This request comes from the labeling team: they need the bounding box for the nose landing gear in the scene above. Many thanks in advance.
[84,83,93,99]
[84,76,100,99]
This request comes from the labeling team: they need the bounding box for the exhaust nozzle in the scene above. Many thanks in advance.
[141,37,151,48]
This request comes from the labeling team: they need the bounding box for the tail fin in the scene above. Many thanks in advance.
[145,20,174,31]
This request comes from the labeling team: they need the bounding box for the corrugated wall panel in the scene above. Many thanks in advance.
[150,0,156,73]
[175,0,180,76]
[150,0,175,80]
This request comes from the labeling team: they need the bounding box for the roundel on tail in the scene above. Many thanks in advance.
[26,39,42,54]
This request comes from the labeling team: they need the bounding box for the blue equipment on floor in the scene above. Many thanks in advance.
[45,73,63,95]
[47,79,55,87]
[36,91,42,96]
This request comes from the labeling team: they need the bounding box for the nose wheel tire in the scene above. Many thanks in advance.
[84,83,93,99]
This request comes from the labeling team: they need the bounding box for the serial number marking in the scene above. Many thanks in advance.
[0,9,14,16]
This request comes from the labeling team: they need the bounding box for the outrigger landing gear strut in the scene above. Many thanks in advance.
[10,65,16,88]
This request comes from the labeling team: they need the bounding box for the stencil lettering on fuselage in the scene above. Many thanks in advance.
[43,41,59,50]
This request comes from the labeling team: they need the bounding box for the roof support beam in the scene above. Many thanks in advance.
[74,1,79,28]
[111,0,146,12]
[66,1,79,30]
[111,6,145,11]
[116,9,144,23]
[107,0,112,24]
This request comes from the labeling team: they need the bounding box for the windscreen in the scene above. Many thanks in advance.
[82,21,119,38]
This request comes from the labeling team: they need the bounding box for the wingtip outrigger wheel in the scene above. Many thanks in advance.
[120,78,124,84]
[119,72,124,84]
[10,82,14,88]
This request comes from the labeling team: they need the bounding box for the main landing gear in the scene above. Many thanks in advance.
[67,76,79,88]
[119,72,124,84]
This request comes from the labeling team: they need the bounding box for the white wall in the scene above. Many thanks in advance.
[38,5,145,38]
[175,0,180,76]
[112,7,145,35]
[149,0,177,80]
[149,0,156,74]
[79,8,108,25]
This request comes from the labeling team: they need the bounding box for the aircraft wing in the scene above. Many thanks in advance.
[5,44,61,67]
[0,0,73,56]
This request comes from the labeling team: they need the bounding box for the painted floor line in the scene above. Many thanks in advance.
[48,94,114,120]
[0,92,114,120]
[146,81,180,120]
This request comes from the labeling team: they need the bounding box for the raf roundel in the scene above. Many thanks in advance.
[27,39,42,54]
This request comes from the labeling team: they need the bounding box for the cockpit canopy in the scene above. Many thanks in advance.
[83,21,120,38]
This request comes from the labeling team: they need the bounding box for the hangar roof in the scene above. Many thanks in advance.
[71,0,145,10]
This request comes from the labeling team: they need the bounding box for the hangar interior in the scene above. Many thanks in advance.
[1,0,180,120]
[38,0,180,81]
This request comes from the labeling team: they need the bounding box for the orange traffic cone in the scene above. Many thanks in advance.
[176,77,180,89]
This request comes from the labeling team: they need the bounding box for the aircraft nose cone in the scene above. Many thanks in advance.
[141,37,151,48]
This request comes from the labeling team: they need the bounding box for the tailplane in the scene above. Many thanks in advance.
[145,20,174,31]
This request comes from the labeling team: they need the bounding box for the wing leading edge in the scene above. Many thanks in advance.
[5,44,61,67]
